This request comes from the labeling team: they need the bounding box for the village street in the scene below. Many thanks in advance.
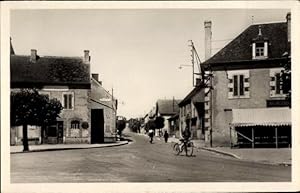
[11,131,291,183]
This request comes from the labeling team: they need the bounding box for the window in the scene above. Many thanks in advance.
[270,68,287,97]
[62,92,74,110]
[233,75,245,97]
[71,120,80,129]
[255,42,264,57]
[275,73,281,95]
[252,42,268,59]
[228,70,250,99]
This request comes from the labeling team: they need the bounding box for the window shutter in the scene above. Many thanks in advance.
[68,94,73,109]
[64,94,68,109]
[228,73,233,99]
[243,73,250,98]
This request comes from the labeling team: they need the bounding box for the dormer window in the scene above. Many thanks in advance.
[252,41,268,59]
[255,42,264,57]
[252,25,269,59]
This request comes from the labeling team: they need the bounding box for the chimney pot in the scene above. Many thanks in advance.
[30,49,37,63]
[286,12,291,42]
[83,50,90,63]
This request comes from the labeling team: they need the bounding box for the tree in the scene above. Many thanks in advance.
[145,119,156,132]
[155,116,165,136]
[116,118,126,137]
[11,89,62,151]
[128,118,142,133]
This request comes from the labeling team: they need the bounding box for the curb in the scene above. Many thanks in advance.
[10,141,129,154]
[198,147,241,159]
[198,147,291,166]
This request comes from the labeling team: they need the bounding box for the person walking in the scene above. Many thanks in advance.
[148,129,154,143]
[163,130,169,143]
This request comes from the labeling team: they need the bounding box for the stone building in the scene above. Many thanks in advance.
[90,74,117,143]
[201,13,291,147]
[10,48,117,145]
[155,99,181,136]
[178,85,205,140]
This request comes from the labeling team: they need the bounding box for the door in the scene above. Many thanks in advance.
[57,121,64,144]
[91,109,104,143]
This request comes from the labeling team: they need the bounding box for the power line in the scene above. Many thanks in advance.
[211,38,233,42]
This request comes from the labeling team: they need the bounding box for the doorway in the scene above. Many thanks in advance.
[91,109,104,143]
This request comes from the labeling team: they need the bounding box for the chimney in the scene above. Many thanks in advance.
[30,49,37,63]
[83,50,90,64]
[204,21,212,61]
[286,12,291,43]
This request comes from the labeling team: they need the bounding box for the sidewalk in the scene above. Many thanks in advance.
[10,141,129,154]
[165,137,291,166]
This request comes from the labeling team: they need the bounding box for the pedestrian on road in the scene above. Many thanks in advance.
[163,131,169,143]
[148,129,154,143]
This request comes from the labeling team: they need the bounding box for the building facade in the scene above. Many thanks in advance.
[10,48,117,145]
[178,86,205,140]
[202,13,291,147]
[155,99,181,136]
[90,74,117,143]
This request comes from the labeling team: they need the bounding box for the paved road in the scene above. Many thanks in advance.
[11,132,291,182]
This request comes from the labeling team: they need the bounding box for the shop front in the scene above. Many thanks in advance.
[230,108,291,148]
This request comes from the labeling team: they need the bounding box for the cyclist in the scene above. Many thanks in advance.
[181,126,191,156]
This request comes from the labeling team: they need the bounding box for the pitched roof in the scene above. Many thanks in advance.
[203,22,288,67]
[11,55,90,87]
[178,86,204,107]
[156,99,181,116]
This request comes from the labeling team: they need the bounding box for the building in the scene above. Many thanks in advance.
[90,74,117,143]
[178,84,205,140]
[10,48,117,145]
[201,13,291,148]
[167,113,179,138]
[155,99,181,136]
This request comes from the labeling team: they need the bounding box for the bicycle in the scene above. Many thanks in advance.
[173,139,194,156]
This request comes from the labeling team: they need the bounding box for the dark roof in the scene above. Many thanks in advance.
[156,99,181,116]
[178,86,204,107]
[11,55,90,87]
[203,22,288,67]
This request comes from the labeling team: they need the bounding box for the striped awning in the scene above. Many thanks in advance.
[231,107,291,127]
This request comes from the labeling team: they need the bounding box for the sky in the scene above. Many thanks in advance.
[10,9,289,118]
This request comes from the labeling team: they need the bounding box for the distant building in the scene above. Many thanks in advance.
[178,84,205,140]
[155,99,181,136]
[10,47,117,145]
[167,113,179,138]
[202,13,291,147]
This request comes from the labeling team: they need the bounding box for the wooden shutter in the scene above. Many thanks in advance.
[243,72,250,98]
